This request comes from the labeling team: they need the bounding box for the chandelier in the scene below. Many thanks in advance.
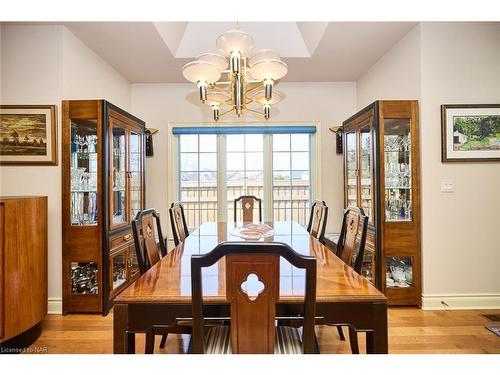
[182,27,288,121]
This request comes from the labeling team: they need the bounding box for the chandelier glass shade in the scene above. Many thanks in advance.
[182,27,287,121]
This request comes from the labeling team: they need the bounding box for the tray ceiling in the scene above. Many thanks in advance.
[62,21,417,83]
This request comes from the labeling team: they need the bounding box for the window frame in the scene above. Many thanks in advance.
[167,122,322,238]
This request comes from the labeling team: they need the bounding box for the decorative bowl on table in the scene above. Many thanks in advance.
[230,223,275,240]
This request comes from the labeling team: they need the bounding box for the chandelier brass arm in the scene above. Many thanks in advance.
[182,26,288,121]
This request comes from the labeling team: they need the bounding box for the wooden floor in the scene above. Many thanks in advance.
[27,308,500,354]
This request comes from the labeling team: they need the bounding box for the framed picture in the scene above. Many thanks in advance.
[0,105,57,165]
[441,104,500,162]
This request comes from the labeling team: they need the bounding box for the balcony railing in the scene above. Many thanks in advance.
[181,181,310,230]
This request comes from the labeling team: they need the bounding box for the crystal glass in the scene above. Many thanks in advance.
[386,257,413,288]
[359,125,373,222]
[111,252,127,290]
[71,261,98,294]
[112,126,127,225]
[384,119,412,222]
[70,119,98,226]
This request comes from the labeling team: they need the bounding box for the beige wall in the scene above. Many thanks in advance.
[0,24,131,311]
[357,22,500,308]
[419,23,500,303]
[357,24,421,108]
[131,82,357,234]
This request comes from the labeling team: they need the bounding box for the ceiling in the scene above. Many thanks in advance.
[63,22,417,83]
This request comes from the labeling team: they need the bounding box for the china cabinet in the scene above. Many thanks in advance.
[342,100,421,306]
[62,100,145,315]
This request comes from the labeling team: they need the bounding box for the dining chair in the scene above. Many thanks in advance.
[233,195,262,223]
[169,201,189,246]
[132,208,191,353]
[332,206,369,354]
[191,242,317,354]
[306,199,328,242]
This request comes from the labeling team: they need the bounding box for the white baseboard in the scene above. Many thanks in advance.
[47,298,63,314]
[422,293,500,310]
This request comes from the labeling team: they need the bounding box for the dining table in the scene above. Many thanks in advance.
[113,221,388,354]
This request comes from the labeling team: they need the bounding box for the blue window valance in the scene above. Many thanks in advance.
[172,126,316,135]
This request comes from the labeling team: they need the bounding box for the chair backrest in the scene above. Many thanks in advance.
[336,206,369,274]
[131,208,168,274]
[307,200,328,241]
[169,201,189,246]
[191,242,317,354]
[233,195,262,223]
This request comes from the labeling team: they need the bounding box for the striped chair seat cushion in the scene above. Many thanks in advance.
[204,325,303,354]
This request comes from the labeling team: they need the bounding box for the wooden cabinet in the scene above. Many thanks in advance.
[342,100,421,306]
[62,100,145,315]
[0,196,47,349]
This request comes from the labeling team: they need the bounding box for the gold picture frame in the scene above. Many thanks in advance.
[0,104,58,165]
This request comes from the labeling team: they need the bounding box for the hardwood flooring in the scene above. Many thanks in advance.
[27,308,500,354]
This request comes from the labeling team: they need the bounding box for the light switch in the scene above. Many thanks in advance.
[441,178,454,193]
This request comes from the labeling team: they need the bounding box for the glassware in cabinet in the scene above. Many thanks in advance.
[383,119,412,222]
[70,119,98,226]
[111,126,127,226]
[110,249,127,292]
[359,125,373,222]
[385,256,413,288]
[70,261,98,294]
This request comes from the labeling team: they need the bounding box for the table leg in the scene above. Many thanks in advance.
[127,332,136,354]
[366,302,388,354]
[114,304,134,354]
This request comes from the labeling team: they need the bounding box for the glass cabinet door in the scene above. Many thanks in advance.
[359,125,373,223]
[383,119,412,222]
[129,245,139,279]
[110,249,127,293]
[345,132,358,207]
[129,130,143,221]
[111,125,128,228]
[70,119,98,226]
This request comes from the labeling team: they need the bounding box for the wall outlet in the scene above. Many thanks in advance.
[441,178,454,193]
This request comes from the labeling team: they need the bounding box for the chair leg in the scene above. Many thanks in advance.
[159,333,168,349]
[348,327,359,354]
[145,331,155,354]
[313,330,321,354]
[337,326,346,341]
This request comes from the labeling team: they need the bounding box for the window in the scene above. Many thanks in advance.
[226,134,264,222]
[179,134,217,229]
[272,134,311,226]
[175,126,316,230]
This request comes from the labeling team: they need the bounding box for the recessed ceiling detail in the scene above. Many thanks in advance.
[62,21,417,83]
[171,22,319,58]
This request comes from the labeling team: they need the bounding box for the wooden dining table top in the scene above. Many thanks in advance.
[115,221,386,305]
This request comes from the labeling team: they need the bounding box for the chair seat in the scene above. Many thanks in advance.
[204,325,303,354]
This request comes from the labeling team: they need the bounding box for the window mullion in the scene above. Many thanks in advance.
[217,134,227,222]
[263,134,273,222]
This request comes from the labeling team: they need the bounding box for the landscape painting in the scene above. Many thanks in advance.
[441,104,500,162]
[452,115,500,151]
[0,105,57,165]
